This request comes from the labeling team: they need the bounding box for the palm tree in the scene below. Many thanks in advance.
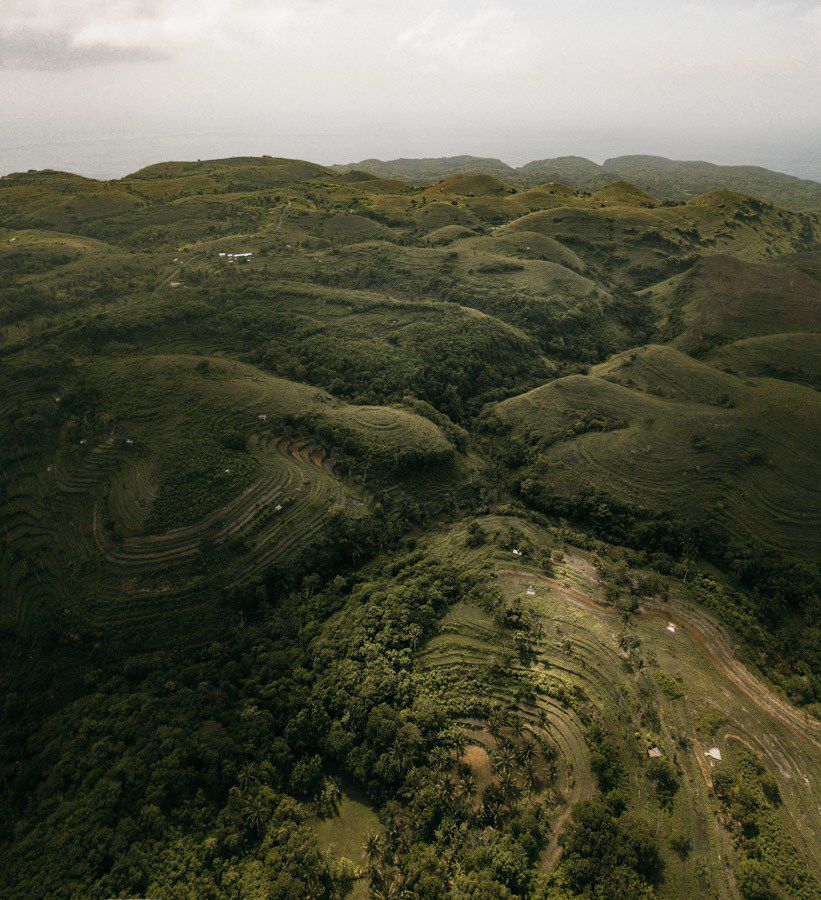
[244,795,268,836]
[498,770,519,802]
[450,730,467,760]
[460,771,477,799]
[439,773,457,808]
[379,745,406,782]
[429,746,449,770]
[371,870,408,900]
[493,744,516,777]
[522,758,538,792]
[237,764,257,794]
[363,831,384,869]
[511,715,525,741]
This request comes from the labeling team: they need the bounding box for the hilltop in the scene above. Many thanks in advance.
[1,155,819,899]
[335,153,821,211]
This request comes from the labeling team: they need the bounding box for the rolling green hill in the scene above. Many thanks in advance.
[604,154,821,212]
[516,155,605,186]
[708,332,821,389]
[493,344,821,559]
[646,254,821,351]
[336,154,821,211]
[334,154,518,182]
[1,155,818,899]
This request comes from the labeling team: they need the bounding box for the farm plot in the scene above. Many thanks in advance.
[416,597,594,857]
[522,564,817,892]
[420,516,819,894]
[47,426,369,650]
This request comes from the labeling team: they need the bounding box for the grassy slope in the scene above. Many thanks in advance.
[707,333,821,389]
[646,254,821,351]
[494,345,821,558]
[415,515,820,897]
[335,154,821,210]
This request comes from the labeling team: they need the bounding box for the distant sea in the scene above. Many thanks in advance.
[0,131,818,182]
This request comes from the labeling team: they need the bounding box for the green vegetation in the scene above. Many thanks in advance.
[492,344,821,561]
[0,155,818,897]
[552,798,663,897]
[336,154,821,211]
[714,744,817,899]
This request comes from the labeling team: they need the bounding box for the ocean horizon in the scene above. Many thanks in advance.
[2,131,818,182]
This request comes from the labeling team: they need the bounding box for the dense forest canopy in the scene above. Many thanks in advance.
[0,156,819,898]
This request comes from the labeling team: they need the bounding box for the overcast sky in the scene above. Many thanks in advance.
[1,0,819,179]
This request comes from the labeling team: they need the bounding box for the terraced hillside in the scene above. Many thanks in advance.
[1,155,819,898]
[0,351,460,651]
[493,344,821,559]
[414,516,820,898]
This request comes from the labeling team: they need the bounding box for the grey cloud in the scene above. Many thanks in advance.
[0,0,208,69]
[0,30,167,69]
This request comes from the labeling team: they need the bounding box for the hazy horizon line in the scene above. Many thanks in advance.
[1,138,819,185]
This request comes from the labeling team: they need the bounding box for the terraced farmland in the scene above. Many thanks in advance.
[494,344,821,558]
[420,516,820,897]
[0,350,462,651]
[16,421,368,650]
[1,156,819,898]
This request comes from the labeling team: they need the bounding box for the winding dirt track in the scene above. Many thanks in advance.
[499,565,819,749]
[501,558,820,877]
[640,599,818,747]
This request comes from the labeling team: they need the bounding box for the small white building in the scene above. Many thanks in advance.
[648,746,662,759]
[667,623,677,633]
[705,747,722,761]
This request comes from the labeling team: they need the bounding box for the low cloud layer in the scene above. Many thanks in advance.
[4,0,815,71]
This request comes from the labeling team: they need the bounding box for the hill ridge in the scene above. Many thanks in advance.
[335,152,821,210]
